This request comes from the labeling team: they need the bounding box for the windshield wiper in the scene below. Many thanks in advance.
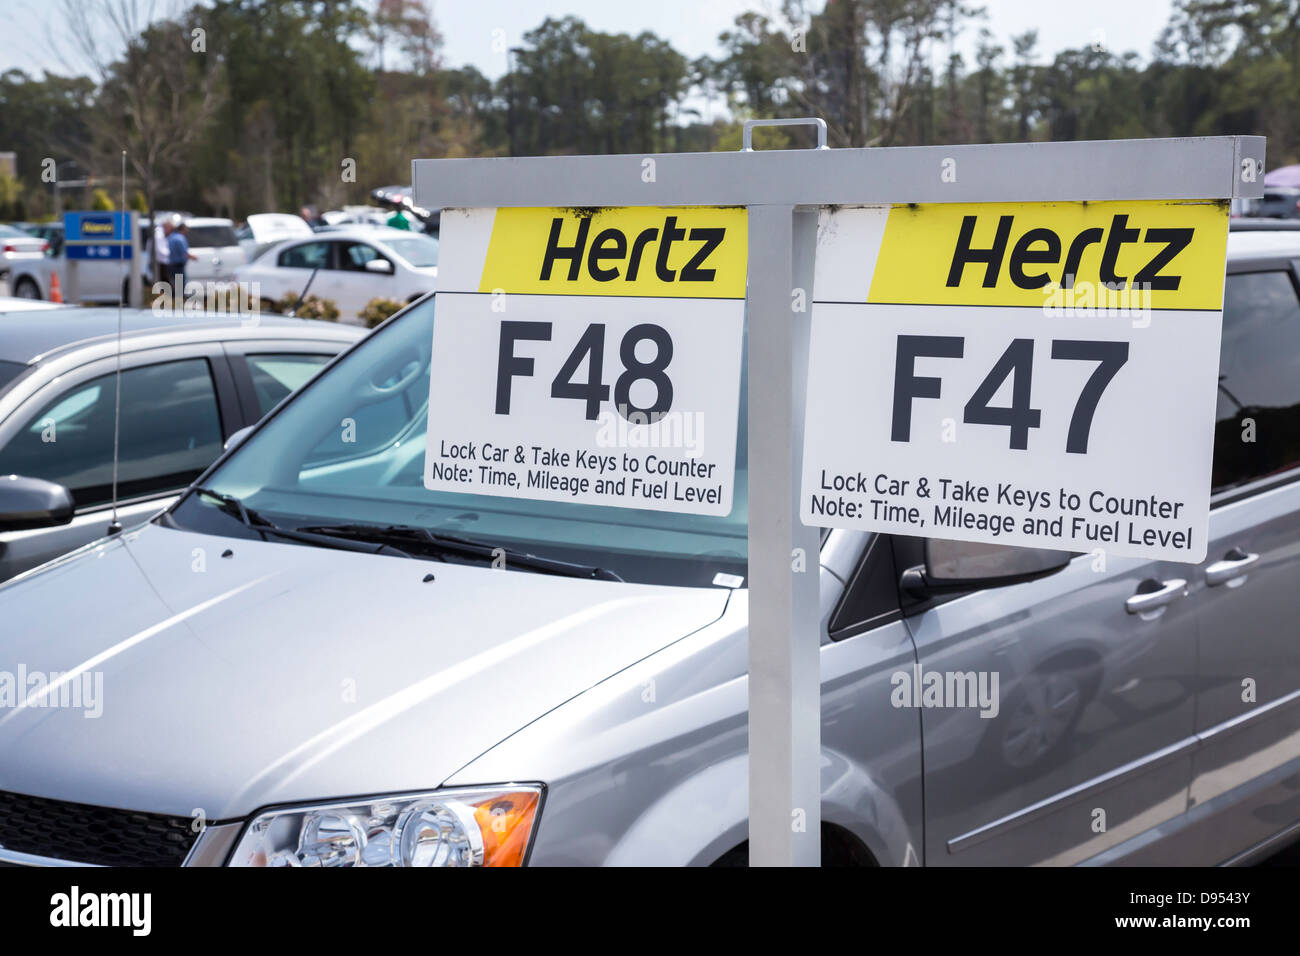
[192,488,414,559]
[293,522,623,582]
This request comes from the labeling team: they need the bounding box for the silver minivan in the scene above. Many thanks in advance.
[0,230,1297,867]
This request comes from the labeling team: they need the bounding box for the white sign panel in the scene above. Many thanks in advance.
[425,206,747,515]
[802,201,1230,562]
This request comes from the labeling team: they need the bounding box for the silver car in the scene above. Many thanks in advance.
[0,230,1296,867]
[0,306,363,582]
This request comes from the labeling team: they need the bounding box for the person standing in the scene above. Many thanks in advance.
[151,218,175,288]
[168,221,197,295]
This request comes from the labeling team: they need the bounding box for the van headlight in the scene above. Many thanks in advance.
[227,786,542,867]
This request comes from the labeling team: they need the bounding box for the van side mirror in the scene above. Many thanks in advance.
[364,258,394,275]
[0,475,75,531]
[901,538,1071,597]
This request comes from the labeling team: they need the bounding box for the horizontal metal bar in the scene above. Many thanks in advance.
[414,136,1264,210]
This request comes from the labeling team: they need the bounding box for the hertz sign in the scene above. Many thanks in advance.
[801,200,1231,562]
[868,200,1226,310]
[474,206,747,298]
[424,206,747,515]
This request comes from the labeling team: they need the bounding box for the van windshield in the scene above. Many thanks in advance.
[168,297,747,587]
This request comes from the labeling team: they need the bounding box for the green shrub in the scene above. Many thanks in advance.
[274,293,339,320]
[360,296,403,328]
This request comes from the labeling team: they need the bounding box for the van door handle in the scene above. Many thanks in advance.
[1205,548,1260,587]
[1125,578,1187,616]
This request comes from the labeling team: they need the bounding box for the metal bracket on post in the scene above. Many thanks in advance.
[742,118,829,151]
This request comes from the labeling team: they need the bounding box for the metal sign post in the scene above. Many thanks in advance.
[414,133,1263,867]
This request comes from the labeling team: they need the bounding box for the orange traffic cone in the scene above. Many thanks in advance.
[49,271,63,303]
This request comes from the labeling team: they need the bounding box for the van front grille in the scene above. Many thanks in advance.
[0,789,199,866]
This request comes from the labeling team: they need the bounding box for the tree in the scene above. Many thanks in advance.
[709,0,950,148]
[0,70,96,182]
[373,0,443,75]
[203,0,374,215]
[501,17,688,156]
[59,0,224,276]
[1008,31,1041,141]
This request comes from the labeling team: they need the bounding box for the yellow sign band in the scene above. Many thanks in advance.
[867,200,1229,311]
[479,206,748,298]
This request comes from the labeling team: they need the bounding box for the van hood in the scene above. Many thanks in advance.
[0,523,728,820]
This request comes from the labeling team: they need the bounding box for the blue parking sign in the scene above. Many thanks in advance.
[64,211,133,260]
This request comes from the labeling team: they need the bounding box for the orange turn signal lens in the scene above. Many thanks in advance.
[473,790,541,867]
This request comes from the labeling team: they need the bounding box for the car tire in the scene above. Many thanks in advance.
[13,276,41,299]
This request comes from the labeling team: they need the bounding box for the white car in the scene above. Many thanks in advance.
[236,213,314,262]
[319,205,391,228]
[0,294,63,311]
[234,226,438,322]
[0,224,49,276]
[181,217,246,284]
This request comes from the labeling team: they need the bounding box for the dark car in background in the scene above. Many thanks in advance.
[1242,186,1300,219]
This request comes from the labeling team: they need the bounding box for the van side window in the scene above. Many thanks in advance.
[1213,270,1300,492]
[829,535,901,640]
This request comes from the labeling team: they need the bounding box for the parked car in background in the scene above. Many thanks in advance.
[0,305,363,581]
[5,254,58,302]
[235,225,438,322]
[12,221,63,255]
[7,214,241,304]
[0,296,62,312]
[236,213,314,262]
[319,205,391,229]
[370,184,439,232]
[1240,186,1300,219]
[1230,218,1300,232]
[7,239,140,304]
[0,224,49,276]
[182,217,247,283]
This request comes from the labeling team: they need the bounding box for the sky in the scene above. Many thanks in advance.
[0,0,1177,82]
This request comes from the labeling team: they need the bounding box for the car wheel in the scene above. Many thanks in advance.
[13,277,40,299]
